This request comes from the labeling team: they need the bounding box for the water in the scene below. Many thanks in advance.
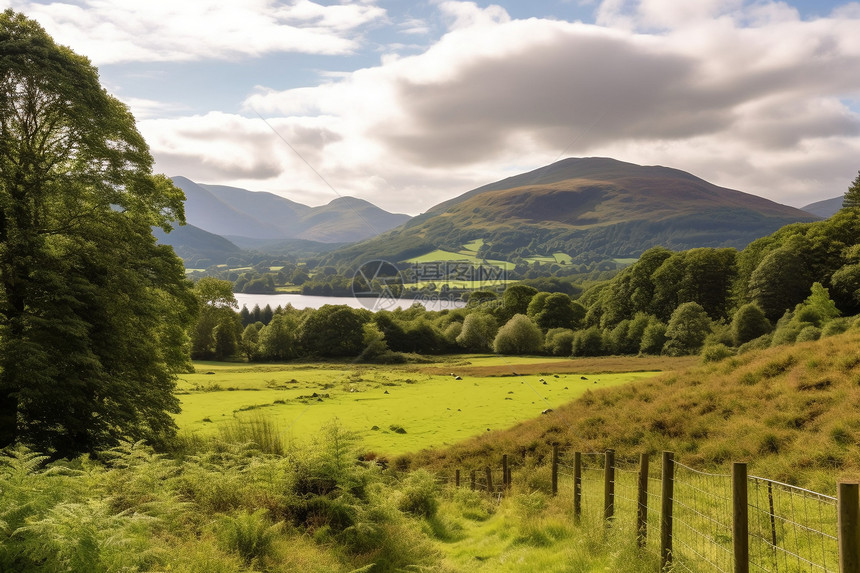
[233,293,465,312]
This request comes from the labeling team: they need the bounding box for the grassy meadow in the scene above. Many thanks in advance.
[174,355,685,455]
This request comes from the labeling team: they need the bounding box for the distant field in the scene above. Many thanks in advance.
[522,252,574,265]
[174,356,673,455]
[404,248,515,270]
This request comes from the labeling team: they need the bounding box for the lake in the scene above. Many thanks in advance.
[234,293,465,312]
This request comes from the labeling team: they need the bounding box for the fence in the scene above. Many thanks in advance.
[439,447,860,572]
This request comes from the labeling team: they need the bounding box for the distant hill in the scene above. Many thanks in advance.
[801,196,843,218]
[172,177,410,243]
[323,157,819,266]
[152,223,242,268]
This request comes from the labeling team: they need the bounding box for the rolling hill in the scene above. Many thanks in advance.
[152,223,242,268]
[802,196,843,218]
[322,157,819,267]
[172,176,410,243]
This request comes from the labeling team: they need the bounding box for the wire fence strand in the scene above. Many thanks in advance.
[439,450,843,572]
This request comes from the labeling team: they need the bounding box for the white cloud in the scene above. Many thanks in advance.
[133,1,860,213]
[3,0,386,64]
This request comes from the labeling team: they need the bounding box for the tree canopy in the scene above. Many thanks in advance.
[0,11,195,456]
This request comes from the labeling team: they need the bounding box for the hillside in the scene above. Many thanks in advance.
[172,177,410,243]
[802,195,843,218]
[323,157,818,267]
[152,223,242,267]
[412,327,860,493]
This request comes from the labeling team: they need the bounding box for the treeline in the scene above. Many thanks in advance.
[190,208,860,363]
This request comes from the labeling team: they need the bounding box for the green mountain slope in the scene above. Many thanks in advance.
[323,157,819,267]
[152,223,242,267]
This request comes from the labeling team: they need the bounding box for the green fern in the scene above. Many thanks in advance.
[215,508,282,566]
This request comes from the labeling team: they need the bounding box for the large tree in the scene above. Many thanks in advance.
[0,11,196,456]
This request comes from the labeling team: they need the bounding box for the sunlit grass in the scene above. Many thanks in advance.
[175,356,661,455]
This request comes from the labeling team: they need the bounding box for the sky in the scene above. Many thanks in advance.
[4,0,860,215]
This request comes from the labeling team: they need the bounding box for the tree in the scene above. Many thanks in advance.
[532,293,585,331]
[663,302,712,356]
[843,170,860,209]
[493,314,544,355]
[241,323,261,361]
[731,303,771,346]
[747,244,813,321]
[190,278,240,360]
[298,305,371,357]
[0,11,196,455]
[498,284,538,322]
[456,312,499,352]
[544,328,575,356]
[258,313,298,361]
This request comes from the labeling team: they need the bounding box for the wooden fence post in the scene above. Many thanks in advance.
[637,452,649,548]
[455,469,460,488]
[470,470,476,491]
[502,454,509,490]
[574,451,582,525]
[604,449,615,523]
[732,462,749,573]
[838,481,860,573]
[551,443,559,496]
[486,466,494,493]
[660,451,675,571]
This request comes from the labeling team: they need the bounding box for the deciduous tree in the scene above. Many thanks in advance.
[0,11,195,455]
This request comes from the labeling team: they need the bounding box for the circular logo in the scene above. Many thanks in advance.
[351,260,404,311]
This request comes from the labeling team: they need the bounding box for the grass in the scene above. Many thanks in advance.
[522,253,574,265]
[413,329,860,494]
[404,248,515,270]
[175,356,671,456]
[430,478,657,572]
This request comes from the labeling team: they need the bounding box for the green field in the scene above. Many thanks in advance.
[403,248,515,271]
[175,357,659,455]
[522,253,573,265]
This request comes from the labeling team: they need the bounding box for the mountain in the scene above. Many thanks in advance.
[152,223,242,268]
[322,157,820,266]
[171,177,410,243]
[801,196,843,219]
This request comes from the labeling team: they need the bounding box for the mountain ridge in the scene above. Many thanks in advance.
[171,177,411,243]
[322,157,819,267]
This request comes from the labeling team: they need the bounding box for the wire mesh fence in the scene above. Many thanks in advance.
[671,462,733,573]
[439,448,848,572]
[748,475,839,572]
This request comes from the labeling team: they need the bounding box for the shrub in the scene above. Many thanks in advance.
[796,325,822,342]
[737,333,772,354]
[702,343,734,363]
[398,469,439,518]
[822,318,851,337]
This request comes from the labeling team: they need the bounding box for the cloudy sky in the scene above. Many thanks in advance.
[5,0,860,214]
